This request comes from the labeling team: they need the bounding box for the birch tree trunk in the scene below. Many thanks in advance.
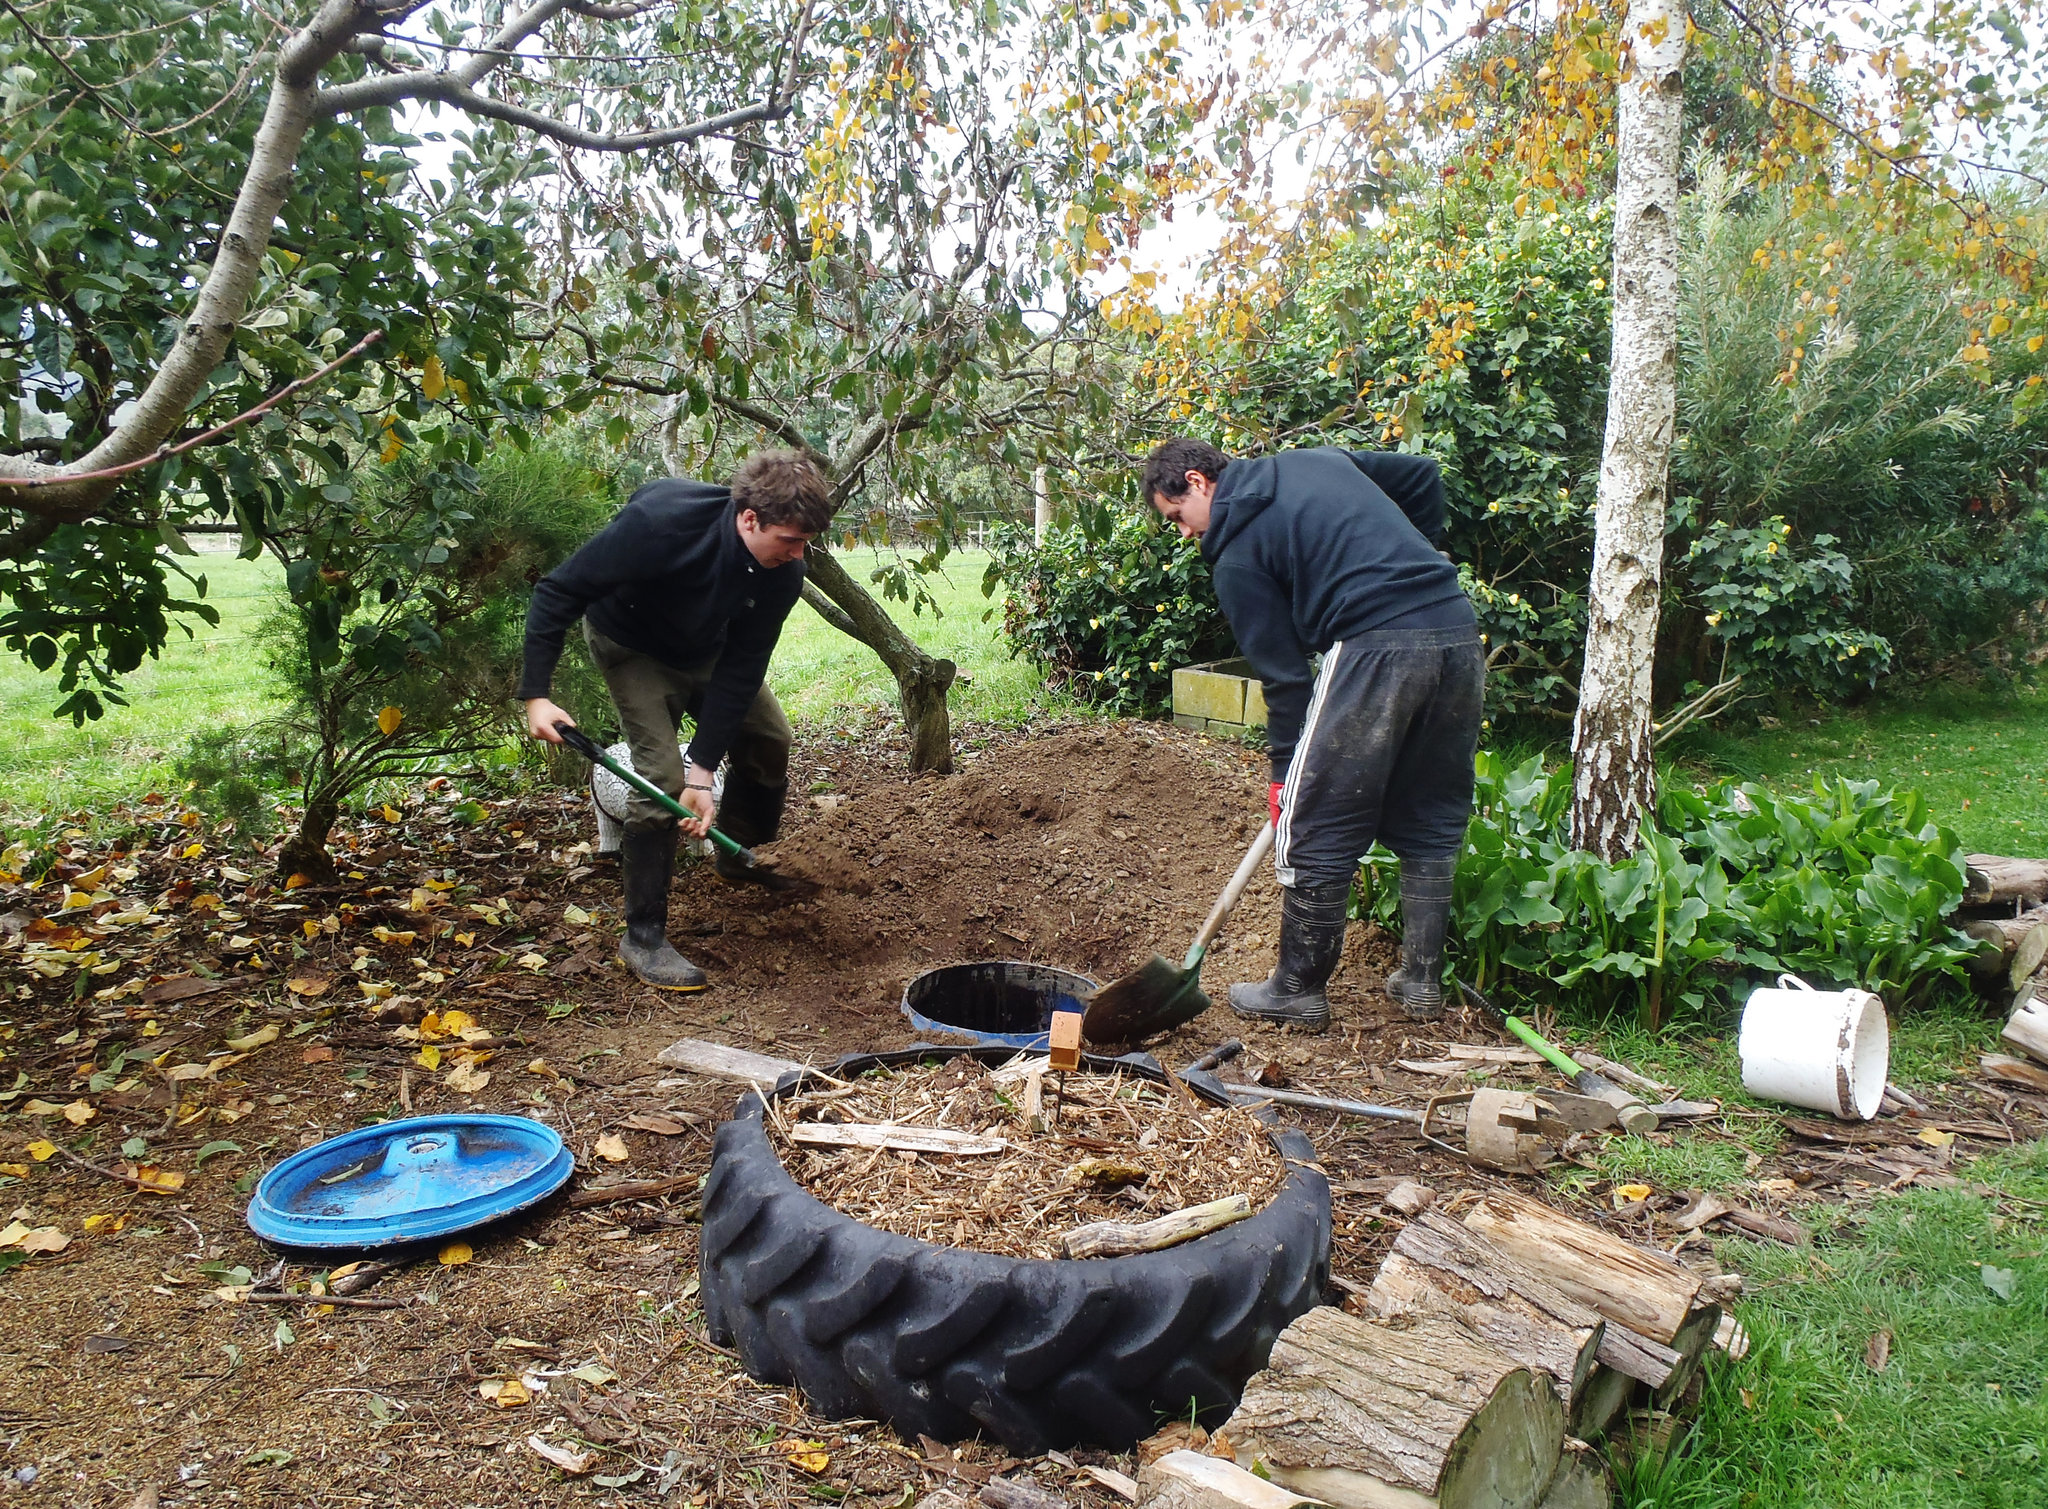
[1567,0,1688,859]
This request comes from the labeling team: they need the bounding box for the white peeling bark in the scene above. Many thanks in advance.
[1568,0,1687,860]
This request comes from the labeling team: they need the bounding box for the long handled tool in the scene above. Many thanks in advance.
[1456,980,1658,1133]
[552,722,773,877]
[1082,821,1275,1044]
[1177,1041,1549,1170]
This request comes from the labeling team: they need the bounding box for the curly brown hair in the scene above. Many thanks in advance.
[731,449,837,534]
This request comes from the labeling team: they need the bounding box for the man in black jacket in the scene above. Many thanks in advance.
[1143,438,1483,1028]
[519,450,837,991]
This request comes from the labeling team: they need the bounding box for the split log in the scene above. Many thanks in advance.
[2004,988,2048,1069]
[1136,1452,1324,1509]
[1061,1195,1253,1259]
[654,1037,806,1084]
[1221,1307,1564,1509]
[789,1123,1008,1156]
[1964,854,2048,908]
[1567,1363,1636,1441]
[1462,1191,1705,1346]
[1536,1442,1612,1509]
[1961,906,2048,988]
[1979,1053,2048,1095]
[1365,1211,1605,1406]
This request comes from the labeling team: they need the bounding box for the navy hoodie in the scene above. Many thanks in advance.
[518,478,804,773]
[1200,447,1472,780]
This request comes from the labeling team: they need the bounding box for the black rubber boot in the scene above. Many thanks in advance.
[712,777,803,891]
[1385,855,1456,1020]
[618,825,708,992]
[1228,880,1350,1032]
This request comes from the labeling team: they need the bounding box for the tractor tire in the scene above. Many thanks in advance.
[700,1045,1331,1454]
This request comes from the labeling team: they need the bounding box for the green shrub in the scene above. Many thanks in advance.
[1358,753,1980,1025]
[982,517,1235,712]
[1159,175,2048,725]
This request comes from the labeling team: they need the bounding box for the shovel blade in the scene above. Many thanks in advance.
[1082,954,1212,1044]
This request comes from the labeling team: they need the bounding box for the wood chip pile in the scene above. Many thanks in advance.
[769,1057,1289,1259]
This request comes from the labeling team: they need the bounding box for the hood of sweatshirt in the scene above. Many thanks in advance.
[1199,454,1278,563]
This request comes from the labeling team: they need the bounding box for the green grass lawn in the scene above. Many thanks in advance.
[0,546,1073,830]
[1668,684,2048,855]
[0,551,286,824]
[766,548,1082,729]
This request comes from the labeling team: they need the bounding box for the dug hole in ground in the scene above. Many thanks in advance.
[2,720,2040,1506]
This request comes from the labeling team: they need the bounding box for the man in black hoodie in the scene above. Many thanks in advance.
[1143,438,1483,1028]
[519,450,837,992]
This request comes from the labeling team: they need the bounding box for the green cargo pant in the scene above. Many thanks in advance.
[583,624,792,832]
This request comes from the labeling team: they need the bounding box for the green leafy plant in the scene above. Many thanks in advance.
[1358,753,1980,1025]
[983,517,1235,713]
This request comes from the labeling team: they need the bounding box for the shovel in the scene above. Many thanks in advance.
[1456,979,1659,1134]
[1083,821,1275,1044]
[551,722,778,879]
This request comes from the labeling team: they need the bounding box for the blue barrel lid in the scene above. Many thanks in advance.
[246,1114,573,1250]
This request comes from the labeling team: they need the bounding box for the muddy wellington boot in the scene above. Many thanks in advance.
[711,776,806,893]
[618,826,708,992]
[1384,855,1456,1020]
[1228,880,1350,1033]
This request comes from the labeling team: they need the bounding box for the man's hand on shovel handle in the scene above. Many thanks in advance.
[677,765,716,840]
[525,698,574,743]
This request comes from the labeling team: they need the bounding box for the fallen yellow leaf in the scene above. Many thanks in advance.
[562,904,592,926]
[0,1221,29,1246]
[82,1213,125,1234]
[285,976,329,998]
[25,1140,57,1162]
[1614,1183,1653,1207]
[126,1164,186,1195]
[1918,1127,1957,1148]
[302,920,322,939]
[439,1240,473,1266]
[22,1100,64,1116]
[377,705,405,737]
[424,877,456,892]
[444,1061,490,1094]
[455,932,477,948]
[479,1377,531,1408]
[594,1133,629,1163]
[415,1044,442,1071]
[61,1100,97,1126]
[381,804,402,823]
[225,1023,279,1052]
[16,1226,69,1254]
[182,842,204,859]
[780,1440,832,1474]
[440,1009,475,1035]
[284,872,310,890]
[0,1163,27,1177]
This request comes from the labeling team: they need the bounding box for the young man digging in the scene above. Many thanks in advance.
[1143,438,1484,1029]
[519,450,836,992]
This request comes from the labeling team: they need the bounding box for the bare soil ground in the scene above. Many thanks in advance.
[1,717,2039,1507]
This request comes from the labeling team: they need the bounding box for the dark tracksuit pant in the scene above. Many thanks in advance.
[1272,626,1485,890]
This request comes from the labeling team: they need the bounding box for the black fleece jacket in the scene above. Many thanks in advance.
[1201,447,1472,780]
[517,479,803,773]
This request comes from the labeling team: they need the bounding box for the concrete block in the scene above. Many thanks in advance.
[1173,657,1267,730]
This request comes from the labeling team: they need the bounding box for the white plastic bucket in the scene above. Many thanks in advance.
[1738,973,1889,1121]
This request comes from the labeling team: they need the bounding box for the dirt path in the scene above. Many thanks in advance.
[1,717,2036,1506]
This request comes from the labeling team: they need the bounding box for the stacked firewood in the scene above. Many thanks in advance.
[1137,1191,1734,1509]
[1956,855,2048,1088]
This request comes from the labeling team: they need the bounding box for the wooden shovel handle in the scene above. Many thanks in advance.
[1187,821,1276,961]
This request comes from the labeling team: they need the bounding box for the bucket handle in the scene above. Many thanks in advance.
[1776,973,1814,992]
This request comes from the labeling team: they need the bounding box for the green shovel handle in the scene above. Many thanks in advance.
[553,722,757,866]
[1500,1013,1585,1080]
